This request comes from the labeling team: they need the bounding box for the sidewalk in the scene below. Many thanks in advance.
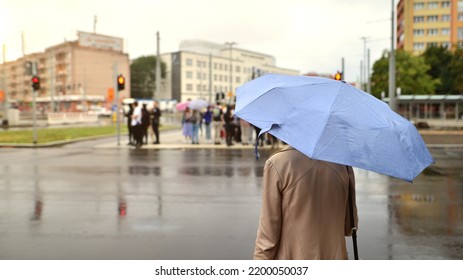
[96,129,275,151]
[96,128,463,150]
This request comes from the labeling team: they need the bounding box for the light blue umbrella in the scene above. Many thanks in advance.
[235,74,434,182]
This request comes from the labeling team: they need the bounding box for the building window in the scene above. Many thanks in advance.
[428,2,438,9]
[219,64,222,70]
[414,16,425,22]
[427,42,438,48]
[414,29,425,36]
[428,29,439,36]
[186,84,193,91]
[459,13,463,21]
[414,2,424,10]
[186,58,193,66]
[224,64,228,71]
[413,43,425,50]
[427,15,438,22]
[459,0,463,11]
[458,27,463,39]
[197,72,202,79]
[442,42,451,49]
[214,74,217,81]
[442,28,451,36]
[186,71,193,79]
[214,63,217,70]
[235,66,241,72]
[442,14,451,21]
[442,1,451,8]
[197,60,202,68]
[236,76,241,83]
[196,84,201,91]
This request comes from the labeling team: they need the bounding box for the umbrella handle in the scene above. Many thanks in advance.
[348,167,359,260]
[352,228,359,260]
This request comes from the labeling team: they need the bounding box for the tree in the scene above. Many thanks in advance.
[371,50,437,98]
[422,46,453,94]
[130,56,166,99]
[449,49,463,94]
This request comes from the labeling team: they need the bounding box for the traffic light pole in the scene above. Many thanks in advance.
[32,62,38,144]
[114,63,120,146]
[2,45,8,127]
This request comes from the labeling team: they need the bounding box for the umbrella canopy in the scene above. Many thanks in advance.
[188,99,209,110]
[235,74,434,182]
[175,101,190,111]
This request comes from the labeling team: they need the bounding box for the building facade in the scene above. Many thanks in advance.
[397,0,463,54]
[159,40,299,103]
[1,31,130,112]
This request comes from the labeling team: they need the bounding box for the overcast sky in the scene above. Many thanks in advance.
[1,0,395,82]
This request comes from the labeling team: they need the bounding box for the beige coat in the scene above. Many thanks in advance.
[254,147,358,260]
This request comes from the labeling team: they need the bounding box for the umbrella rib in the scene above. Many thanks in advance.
[311,83,343,156]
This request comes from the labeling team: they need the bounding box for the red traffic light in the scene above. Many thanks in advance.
[31,76,41,90]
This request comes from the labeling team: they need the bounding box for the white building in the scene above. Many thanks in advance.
[159,40,300,103]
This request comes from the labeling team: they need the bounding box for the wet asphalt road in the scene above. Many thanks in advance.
[0,132,462,260]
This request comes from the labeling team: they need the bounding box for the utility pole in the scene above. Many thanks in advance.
[367,49,371,94]
[155,31,161,100]
[94,15,97,34]
[389,0,397,111]
[208,53,212,104]
[361,36,369,91]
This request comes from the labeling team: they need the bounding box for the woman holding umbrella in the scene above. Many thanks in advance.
[253,147,358,260]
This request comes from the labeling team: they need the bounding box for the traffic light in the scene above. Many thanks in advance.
[117,74,125,91]
[31,76,41,91]
[334,72,342,81]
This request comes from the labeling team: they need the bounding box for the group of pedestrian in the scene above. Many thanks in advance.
[180,103,280,147]
[125,101,162,148]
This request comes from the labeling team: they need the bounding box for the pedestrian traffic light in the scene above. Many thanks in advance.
[334,72,342,81]
[31,76,41,91]
[117,74,125,90]
[107,88,114,101]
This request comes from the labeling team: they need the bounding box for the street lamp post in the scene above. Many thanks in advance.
[225,42,237,102]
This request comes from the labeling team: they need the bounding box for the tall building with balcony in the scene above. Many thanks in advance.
[159,40,299,103]
[397,0,463,54]
[1,31,130,112]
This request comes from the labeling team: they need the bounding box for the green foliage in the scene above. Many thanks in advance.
[130,56,167,99]
[449,49,463,94]
[371,50,437,98]
[422,46,453,94]
[371,46,463,96]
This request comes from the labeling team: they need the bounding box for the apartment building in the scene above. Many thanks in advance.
[397,0,463,54]
[159,40,299,103]
[1,31,130,112]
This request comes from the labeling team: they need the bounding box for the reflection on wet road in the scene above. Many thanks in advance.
[0,144,461,259]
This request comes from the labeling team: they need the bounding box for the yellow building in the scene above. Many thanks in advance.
[397,0,463,54]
